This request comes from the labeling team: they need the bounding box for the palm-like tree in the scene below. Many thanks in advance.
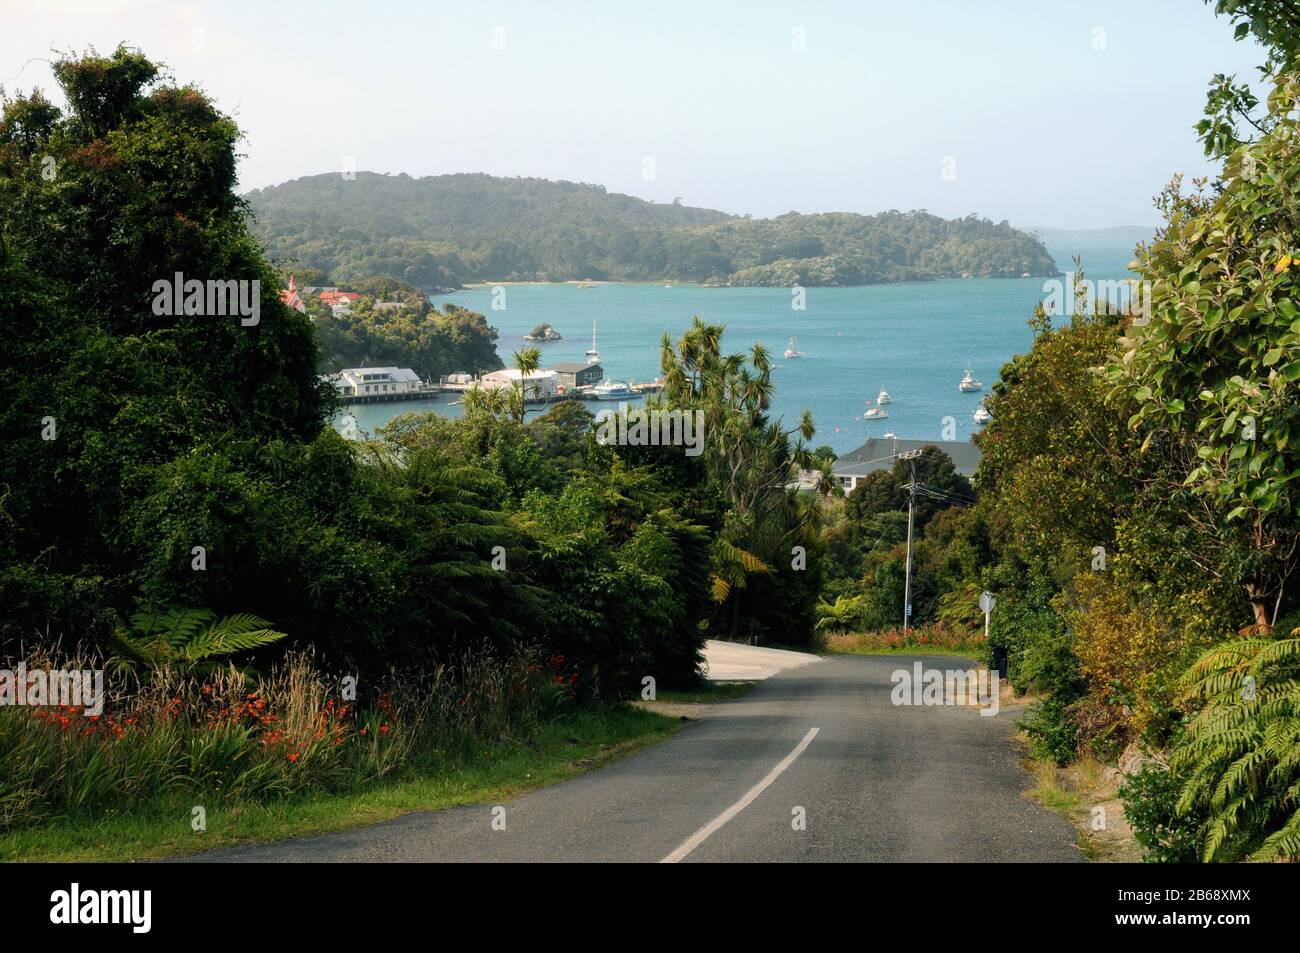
[658,316,820,637]
[462,381,510,420]
[510,347,542,424]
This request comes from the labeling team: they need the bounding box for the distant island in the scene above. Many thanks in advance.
[245,172,1058,291]
[524,323,563,342]
[1021,225,1156,242]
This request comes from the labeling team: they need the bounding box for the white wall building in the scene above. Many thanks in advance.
[333,366,424,397]
[480,368,558,401]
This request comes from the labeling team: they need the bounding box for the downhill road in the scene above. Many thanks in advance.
[189,654,1081,863]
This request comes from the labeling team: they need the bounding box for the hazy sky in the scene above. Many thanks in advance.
[2,0,1267,227]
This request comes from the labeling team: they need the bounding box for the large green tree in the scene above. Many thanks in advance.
[0,47,328,642]
[1107,74,1300,629]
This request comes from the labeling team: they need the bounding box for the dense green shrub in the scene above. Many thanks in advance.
[1119,762,1204,863]
[1021,696,1079,767]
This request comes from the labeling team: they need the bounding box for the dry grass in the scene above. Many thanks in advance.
[1022,747,1140,862]
[823,622,986,658]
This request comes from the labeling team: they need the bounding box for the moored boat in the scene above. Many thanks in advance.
[591,379,635,400]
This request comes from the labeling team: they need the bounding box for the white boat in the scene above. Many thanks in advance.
[973,402,992,424]
[338,413,361,441]
[784,336,804,359]
[876,386,891,405]
[863,399,889,420]
[585,320,601,365]
[959,366,983,392]
[591,380,634,400]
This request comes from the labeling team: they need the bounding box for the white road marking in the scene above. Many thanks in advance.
[660,726,819,863]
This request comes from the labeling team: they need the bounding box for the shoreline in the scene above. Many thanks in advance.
[449,272,1065,293]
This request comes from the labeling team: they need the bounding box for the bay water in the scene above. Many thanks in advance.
[338,238,1141,455]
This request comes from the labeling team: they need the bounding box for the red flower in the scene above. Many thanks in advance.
[287,751,300,763]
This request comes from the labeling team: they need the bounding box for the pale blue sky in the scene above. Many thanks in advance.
[2,0,1267,227]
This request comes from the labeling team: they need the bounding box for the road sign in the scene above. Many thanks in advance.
[979,591,995,643]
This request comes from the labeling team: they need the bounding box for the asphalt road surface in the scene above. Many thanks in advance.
[188,654,1082,863]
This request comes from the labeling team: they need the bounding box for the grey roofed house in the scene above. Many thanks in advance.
[548,362,603,388]
[830,436,980,492]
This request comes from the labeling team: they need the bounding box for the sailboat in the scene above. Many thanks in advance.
[784,336,804,359]
[585,320,601,365]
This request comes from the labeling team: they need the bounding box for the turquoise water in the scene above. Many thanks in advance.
[339,238,1141,455]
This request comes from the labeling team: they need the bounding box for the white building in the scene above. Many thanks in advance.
[480,368,559,401]
[333,367,424,398]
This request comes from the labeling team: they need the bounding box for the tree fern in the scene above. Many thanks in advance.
[815,596,863,634]
[113,607,287,672]
[1172,634,1300,861]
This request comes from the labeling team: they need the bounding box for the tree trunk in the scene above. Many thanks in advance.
[1245,581,1273,633]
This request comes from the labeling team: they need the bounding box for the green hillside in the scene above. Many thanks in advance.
[245,172,1057,289]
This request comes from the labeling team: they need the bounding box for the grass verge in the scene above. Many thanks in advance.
[0,705,680,862]
[1021,746,1139,862]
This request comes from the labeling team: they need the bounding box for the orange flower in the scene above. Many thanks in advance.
[287,751,300,763]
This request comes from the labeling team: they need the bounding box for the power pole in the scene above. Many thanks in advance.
[899,450,922,632]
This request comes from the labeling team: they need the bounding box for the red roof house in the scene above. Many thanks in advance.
[279,275,306,312]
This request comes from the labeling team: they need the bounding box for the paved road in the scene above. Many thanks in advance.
[188,654,1081,863]
[701,638,821,680]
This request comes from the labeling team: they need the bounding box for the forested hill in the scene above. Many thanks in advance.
[244,172,1057,289]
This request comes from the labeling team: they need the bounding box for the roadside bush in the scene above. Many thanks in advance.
[1119,761,1204,863]
[1061,573,1196,750]
[1022,695,1078,767]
